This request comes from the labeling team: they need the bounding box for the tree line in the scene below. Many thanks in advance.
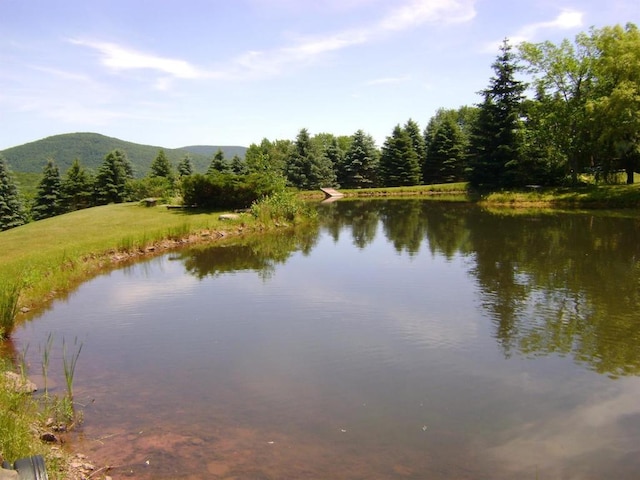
[1,22,638,231]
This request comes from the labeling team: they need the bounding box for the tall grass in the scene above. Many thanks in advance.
[0,280,22,339]
[62,337,82,404]
[251,191,316,224]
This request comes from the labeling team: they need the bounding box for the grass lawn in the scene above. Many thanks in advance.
[0,202,251,314]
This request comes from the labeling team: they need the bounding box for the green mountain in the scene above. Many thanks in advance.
[0,132,247,177]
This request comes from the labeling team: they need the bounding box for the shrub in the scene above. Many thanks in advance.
[181,172,285,209]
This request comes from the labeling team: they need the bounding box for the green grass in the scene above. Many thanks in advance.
[0,202,255,315]
[481,184,640,208]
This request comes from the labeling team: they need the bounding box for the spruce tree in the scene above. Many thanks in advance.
[404,118,426,178]
[468,39,526,189]
[425,116,467,183]
[207,149,231,175]
[177,155,194,177]
[95,149,134,204]
[32,159,64,220]
[341,130,379,188]
[285,128,337,189]
[230,154,248,175]
[379,125,421,187]
[149,149,175,181]
[0,155,27,231]
[62,158,94,212]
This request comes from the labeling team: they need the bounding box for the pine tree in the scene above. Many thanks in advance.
[95,149,134,204]
[0,155,27,231]
[379,125,421,187]
[468,39,526,189]
[177,155,194,177]
[230,154,248,175]
[404,118,426,178]
[32,159,64,220]
[425,116,467,183]
[207,149,231,175]
[62,158,94,212]
[285,128,337,189]
[341,130,379,188]
[149,149,175,181]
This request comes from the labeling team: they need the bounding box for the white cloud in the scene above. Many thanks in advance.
[70,39,207,80]
[483,8,585,51]
[71,0,476,83]
[511,8,584,44]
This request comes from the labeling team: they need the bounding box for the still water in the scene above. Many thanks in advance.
[14,200,640,479]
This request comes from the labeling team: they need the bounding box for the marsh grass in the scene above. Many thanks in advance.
[251,191,316,224]
[40,332,54,395]
[62,337,82,404]
[0,280,22,339]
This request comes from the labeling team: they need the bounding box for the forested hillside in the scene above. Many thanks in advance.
[0,132,247,176]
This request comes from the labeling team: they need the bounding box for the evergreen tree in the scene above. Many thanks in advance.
[32,159,64,220]
[230,154,248,175]
[341,130,379,188]
[62,158,94,212]
[149,149,175,181]
[177,155,194,177]
[0,155,27,231]
[95,149,134,204]
[404,118,426,180]
[468,39,526,189]
[424,116,467,183]
[207,149,231,175]
[379,125,421,186]
[285,128,337,189]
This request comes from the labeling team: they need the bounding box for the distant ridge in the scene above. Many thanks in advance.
[0,132,247,176]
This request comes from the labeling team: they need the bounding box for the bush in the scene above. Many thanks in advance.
[180,172,285,209]
[251,190,315,224]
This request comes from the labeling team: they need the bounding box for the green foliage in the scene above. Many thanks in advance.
[379,125,421,186]
[251,190,315,224]
[469,39,527,189]
[181,172,285,209]
[61,158,94,212]
[149,149,175,182]
[94,149,134,204]
[0,132,246,176]
[207,149,231,175]
[230,154,248,175]
[424,115,467,183]
[0,155,27,231]
[126,176,175,202]
[0,280,21,339]
[32,159,64,221]
[177,154,194,177]
[285,128,337,189]
[340,130,379,188]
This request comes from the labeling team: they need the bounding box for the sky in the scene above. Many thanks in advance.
[1,0,638,151]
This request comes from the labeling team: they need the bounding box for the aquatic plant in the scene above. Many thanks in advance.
[62,337,82,403]
[41,332,54,395]
[0,280,22,339]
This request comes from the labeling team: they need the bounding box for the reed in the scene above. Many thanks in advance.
[41,332,54,395]
[62,337,83,404]
[0,280,22,339]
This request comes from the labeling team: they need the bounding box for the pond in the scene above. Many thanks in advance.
[13,200,640,479]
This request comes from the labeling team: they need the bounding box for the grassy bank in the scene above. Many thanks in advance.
[0,194,312,478]
[301,182,640,208]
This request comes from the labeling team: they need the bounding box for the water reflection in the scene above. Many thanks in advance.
[11,200,640,479]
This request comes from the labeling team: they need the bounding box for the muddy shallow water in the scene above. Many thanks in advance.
[15,201,640,479]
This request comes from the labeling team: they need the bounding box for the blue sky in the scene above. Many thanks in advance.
[1,0,638,150]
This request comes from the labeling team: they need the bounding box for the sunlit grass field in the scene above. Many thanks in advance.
[0,202,248,313]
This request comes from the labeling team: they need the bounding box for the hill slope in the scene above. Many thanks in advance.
[0,132,247,176]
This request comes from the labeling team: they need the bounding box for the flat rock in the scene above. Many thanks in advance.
[218,213,240,221]
[2,372,37,393]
